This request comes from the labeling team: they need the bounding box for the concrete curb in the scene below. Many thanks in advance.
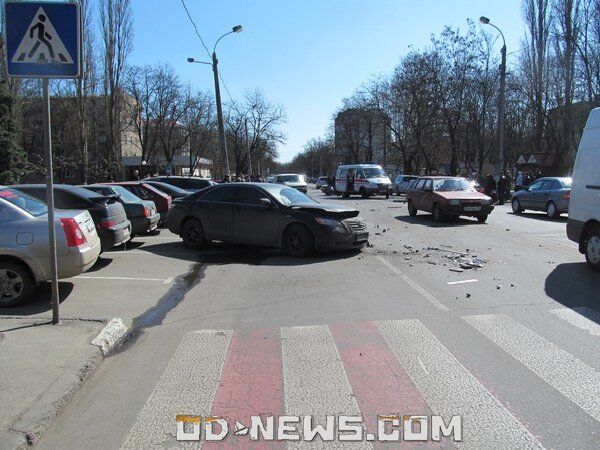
[5,317,130,448]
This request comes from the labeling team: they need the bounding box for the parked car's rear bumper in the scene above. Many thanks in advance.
[440,204,495,216]
[567,218,584,246]
[32,238,101,281]
[98,220,131,251]
[130,213,160,234]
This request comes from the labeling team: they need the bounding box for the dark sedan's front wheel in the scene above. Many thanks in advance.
[285,224,314,258]
[181,219,205,249]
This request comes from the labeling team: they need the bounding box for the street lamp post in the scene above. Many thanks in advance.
[480,16,506,174]
[187,25,243,179]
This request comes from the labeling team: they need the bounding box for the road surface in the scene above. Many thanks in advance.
[37,188,600,449]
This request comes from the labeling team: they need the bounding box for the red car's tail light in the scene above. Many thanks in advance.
[59,218,87,247]
[143,207,152,217]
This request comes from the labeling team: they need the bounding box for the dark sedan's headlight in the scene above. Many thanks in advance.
[314,217,347,233]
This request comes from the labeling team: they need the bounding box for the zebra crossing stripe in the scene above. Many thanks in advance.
[377,319,543,449]
[280,324,371,449]
[121,330,233,449]
[549,307,600,338]
[464,314,600,423]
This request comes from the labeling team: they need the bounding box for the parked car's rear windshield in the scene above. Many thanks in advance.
[278,175,303,183]
[112,185,143,203]
[0,188,48,217]
[433,178,471,192]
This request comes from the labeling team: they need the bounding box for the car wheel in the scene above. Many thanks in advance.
[585,228,600,271]
[477,215,488,223]
[360,188,369,199]
[285,224,314,258]
[512,198,523,214]
[181,219,205,249]
[433,204,444,223]
[546,201,560,219]
[342,192,350,199]
[408,200,418,217]
[0,262,34,307]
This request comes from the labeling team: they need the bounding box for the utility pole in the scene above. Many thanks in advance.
[498,44,507,173]
[212,51,230,178]
[245,116,252,174]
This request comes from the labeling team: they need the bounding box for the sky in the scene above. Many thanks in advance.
[130,0,525,163]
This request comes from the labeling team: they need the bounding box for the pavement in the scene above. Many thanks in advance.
[3,187,600,448]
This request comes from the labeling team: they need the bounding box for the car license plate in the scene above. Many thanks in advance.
[355,232,368,241]
[464,206,481,212]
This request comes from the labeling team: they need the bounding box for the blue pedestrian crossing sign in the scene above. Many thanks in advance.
[4,1,81,78]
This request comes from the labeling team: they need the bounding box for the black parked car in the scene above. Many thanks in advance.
[142,180,190,199]
[82,184,160,235]
[13,184,131,252]
[167,182,368,257]
[146,176,214,193]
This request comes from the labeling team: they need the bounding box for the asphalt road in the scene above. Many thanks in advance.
[36,187,600,449]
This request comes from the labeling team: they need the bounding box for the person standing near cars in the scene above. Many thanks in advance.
[484,174,497,199]
[497,172,507,205]
[515,170,524,191]
[346,169,355,194]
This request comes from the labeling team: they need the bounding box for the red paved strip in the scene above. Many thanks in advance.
[207,328,284,449]
[330,322,430,445]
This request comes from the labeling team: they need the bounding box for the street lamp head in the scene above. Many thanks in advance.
[187,57,195,63]
[479,16,490,25]
[232,25,243,33]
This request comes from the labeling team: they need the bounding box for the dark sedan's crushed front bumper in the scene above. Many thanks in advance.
[314,218,369,252]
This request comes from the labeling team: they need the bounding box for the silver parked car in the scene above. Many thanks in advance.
[511,177,572,219]
[0,187,101,306]
[393,174,418,195]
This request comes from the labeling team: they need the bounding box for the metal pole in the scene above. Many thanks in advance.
[245,117,252,174]
[43,79,60,324]
[212,51,230,178]
[497,44,507,173]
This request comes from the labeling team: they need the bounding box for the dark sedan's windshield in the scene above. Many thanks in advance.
[262,185,316,206]
[434,179,471,192]
[0,188,48,216]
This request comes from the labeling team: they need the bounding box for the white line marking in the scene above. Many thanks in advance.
[162,277,173,284]
[281,325,370,449]
[447,279,479,285]
[375,255,449,311]
[121,330,233,448]
[75,276,171,283]
[550,307,600,337]
[102,250,192,256]
[464,313,600,423]
[377,319,543,448]
[417,356,429,375]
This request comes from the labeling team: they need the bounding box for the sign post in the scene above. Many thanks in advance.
[4,1,82,324]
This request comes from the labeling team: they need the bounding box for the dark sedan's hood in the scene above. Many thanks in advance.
[291,203,359,219]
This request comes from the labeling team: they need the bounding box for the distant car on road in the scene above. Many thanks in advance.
[83,185,160,236]
[407,177,494,222]
[315,177,328,189]
[272,174,308,193]
[13,184,131,252]
[146,176,214,193]
[167,182,368,257]
[511,177,571,219]
[1,187,100,306]
[392,174,417,195]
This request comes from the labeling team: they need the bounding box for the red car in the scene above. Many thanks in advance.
[102,182,172,224]
[407,176,494,222]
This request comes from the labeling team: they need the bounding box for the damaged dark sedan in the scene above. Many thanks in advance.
[167,182,368,257]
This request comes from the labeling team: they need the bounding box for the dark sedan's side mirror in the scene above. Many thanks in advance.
[259,198,273,208]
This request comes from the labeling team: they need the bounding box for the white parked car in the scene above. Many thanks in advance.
[567,107,600,271]
[315,176,328,189]
[272,174,308,193]
[0,187,101,306]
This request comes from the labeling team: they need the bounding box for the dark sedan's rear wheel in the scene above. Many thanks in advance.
[285,224,314,258]
[477,215,488,223]
[407,200,418,217]
[433,204,444,223]
[512,198,523,214]
[181,219,205,249]
[0,262,34,307]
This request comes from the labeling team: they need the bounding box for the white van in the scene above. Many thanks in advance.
[335,164,392,199]
[567,107,600,271]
